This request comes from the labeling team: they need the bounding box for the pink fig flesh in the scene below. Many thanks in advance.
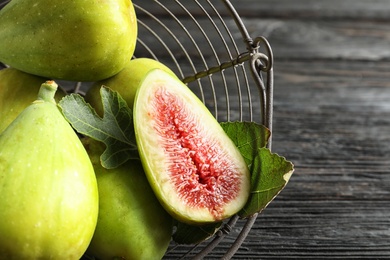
[134,69,250,224]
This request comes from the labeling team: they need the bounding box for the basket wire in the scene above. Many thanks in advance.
[0,0,274,258]
[132,1,274,258]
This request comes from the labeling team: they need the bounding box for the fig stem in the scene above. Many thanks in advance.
[36,80,58,104]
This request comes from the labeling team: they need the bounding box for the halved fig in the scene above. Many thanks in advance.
[134,69,250,224]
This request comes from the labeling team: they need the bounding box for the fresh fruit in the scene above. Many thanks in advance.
[0,0,137,81]
[82,137,173,260]
[85,57,176,116]
[0,67,66,133]
[133,69,251,224]
[0,81,99,259]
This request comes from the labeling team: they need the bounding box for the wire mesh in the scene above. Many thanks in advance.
[0,0,274,258]
[120,3,274,256]
[132,0,273,127]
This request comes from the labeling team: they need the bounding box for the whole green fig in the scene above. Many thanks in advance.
[0,67,66,133]
[82,137,173,260]
[85,58,176,116]
[0,81,99,259]
[0,0,137,81]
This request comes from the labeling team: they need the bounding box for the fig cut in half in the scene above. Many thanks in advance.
[134,69,250,224]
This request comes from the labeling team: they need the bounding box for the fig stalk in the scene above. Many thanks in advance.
[36,80,58,103]
[0,68,66,133]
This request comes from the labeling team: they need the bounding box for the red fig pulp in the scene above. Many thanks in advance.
[134,69,250,224]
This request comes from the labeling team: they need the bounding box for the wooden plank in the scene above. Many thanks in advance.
[133,0,390,21]
[244,19,390,61]
[233,0,390,21]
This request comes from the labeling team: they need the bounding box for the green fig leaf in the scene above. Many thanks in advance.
[220,121,270,166]
[239,147,294,218]
[59,86,138,169]
[172,221,223,245]
[221,121,293,217]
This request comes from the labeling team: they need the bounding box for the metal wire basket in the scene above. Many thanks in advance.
[132,1,274,130]
[0,0,274,258]
[129,1,274,258]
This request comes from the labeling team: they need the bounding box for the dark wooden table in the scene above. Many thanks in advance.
[227,1,390,259]
[1,0,389,259]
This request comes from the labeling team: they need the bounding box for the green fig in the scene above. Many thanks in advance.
[0,81,99,259]
[134,69,251,224]
[0,67,66,133]
[85,58,176,116]
[82,137,173,260]
[0,0,137,81]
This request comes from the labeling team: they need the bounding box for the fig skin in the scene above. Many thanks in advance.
[0,81,99,259]
[82,137,173,260]
[85,57,176,116]
[134,69,251,225]
[0,0,137,81]
[0,67,66,133]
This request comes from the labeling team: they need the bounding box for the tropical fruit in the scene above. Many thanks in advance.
[0,67,66,133]
[0,81,99,259]
[0,0,137,81]
[133,69,251,224]
[85,57,176,116]
[82,137,173,260]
